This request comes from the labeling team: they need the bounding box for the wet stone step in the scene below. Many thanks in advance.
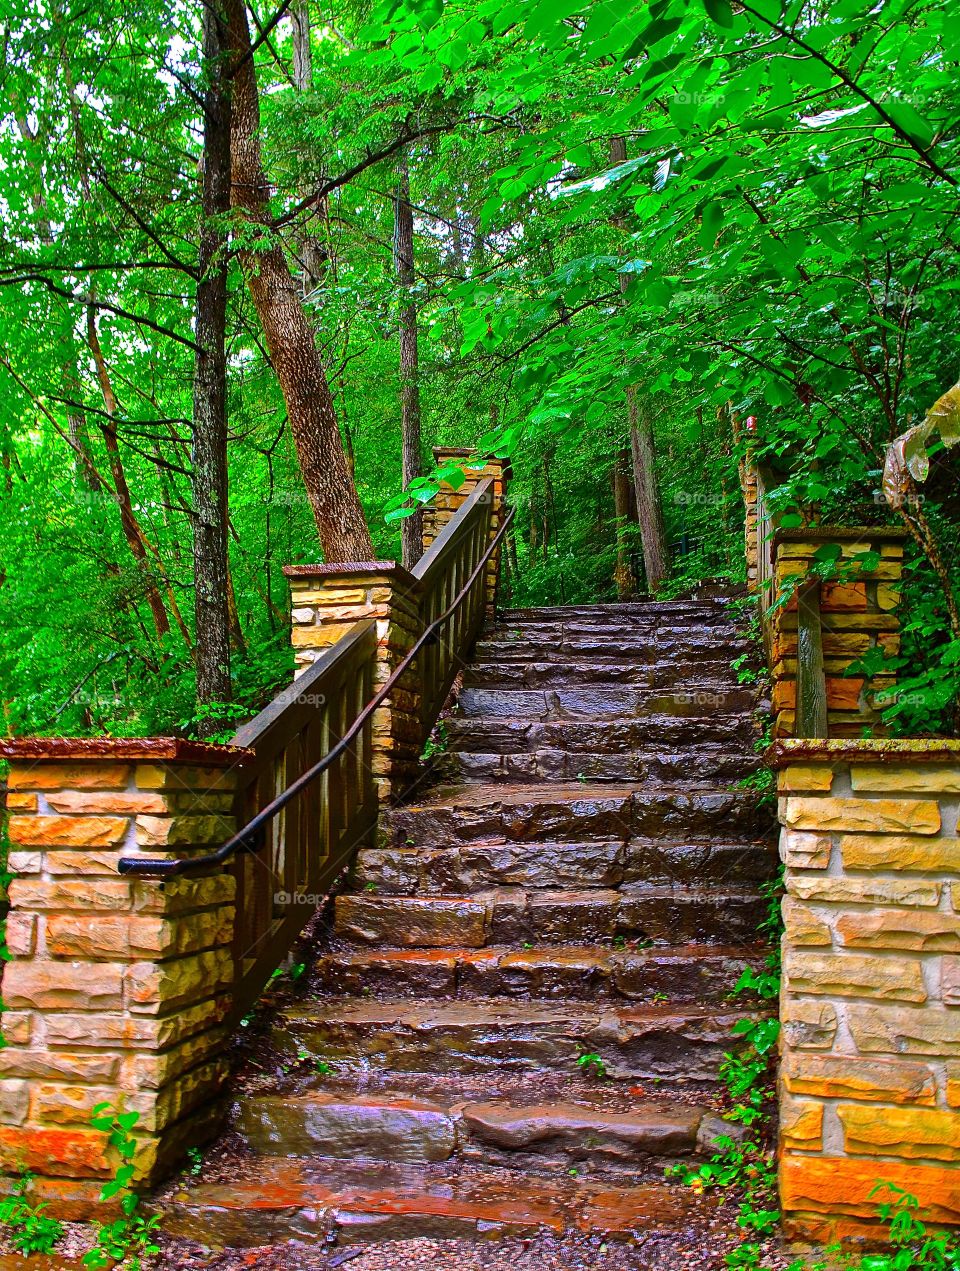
[273,999,768,1080]
[462,661,742,690]
[443,715,762,753]
[234,1081,719,1178]
[159,1156,712,1247]
[353,838,774,895]
[456,685,759,721]
[436,746,758,786]
[315,941,762,1003]
[475,631,748,659]
[333,887,768,948]
[387,784,772,847]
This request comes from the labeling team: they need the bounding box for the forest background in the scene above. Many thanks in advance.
[0,0,957,739]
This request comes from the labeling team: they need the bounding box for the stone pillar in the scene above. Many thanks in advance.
[770,528,908,737]
[772,738,960,1241]
[422,447,511,613]
[283,563,423,801]
[0,739,248,1217]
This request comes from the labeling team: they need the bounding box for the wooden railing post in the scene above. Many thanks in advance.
[423,447,511,615]
[283,563,423,802]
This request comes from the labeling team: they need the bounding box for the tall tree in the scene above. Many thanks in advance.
[191,0,233,716]
[610,137,668,593]
[394,149,423,569]
[223,0,374,561]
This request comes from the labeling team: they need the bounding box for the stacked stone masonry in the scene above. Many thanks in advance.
[0,740,248,1217]
[770,530,907,738]
[421,447,510,614]
[284,562,424,802]
[774,739,960,1241]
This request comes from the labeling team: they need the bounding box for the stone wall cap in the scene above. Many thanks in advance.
[0,737,254,766]
[767,738,960,768]
[773,526,910,548]
[283,561,419,587]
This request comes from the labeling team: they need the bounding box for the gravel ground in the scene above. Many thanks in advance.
[0,1204,816,1271]
[154,1222,802,1271]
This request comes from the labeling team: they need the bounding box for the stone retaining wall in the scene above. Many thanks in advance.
[0,739,247,1216]
[770,529,907,738]
[421,447,510,614]
[772,738,960,1240]
[283,562,423,802]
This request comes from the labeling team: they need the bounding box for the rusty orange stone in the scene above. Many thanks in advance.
[0,1126,111,1178]
[780,1155,960,1225]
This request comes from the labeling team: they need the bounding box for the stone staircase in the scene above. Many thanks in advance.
[162,597,776,1249]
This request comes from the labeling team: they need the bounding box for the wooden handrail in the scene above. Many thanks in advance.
[118,485,512,1021]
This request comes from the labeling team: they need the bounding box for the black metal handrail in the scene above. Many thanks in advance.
[119,504,515,878]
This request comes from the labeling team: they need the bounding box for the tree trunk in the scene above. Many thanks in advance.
[224,0,373,560]
[394,149,423,569]
[628,390,669,593]
[612,446,636,598]
[611,136,669,594]
[86,308,175,643]
[290,0,312,90]
[192,0,233,717]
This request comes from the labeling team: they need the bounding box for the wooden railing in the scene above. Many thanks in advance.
[228,622,378,1017]
[412,478,492,741]
[120,478,511,1022]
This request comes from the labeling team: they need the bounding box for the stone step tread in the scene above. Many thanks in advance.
[320,940,763,970]
[455,687,761,720]
[444,717,761,743]
[315,941,762,1003]
[402,782,763,811]
[333,886,769,949]
[160,1157,710,1246]
[279,998,762,1029]
[234,1077,726,1170]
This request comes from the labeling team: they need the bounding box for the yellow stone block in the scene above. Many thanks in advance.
[7,815,129,849]
[785,797,940,835]
[782,1052,936,1105]
[838,1104,960,1162]
[780,1095,824,1151]
[848,1004,960,1055]
[851,766,960,794]
[7,764,133,791]
[789,876,941,907]
[841,835,960,873]
[780,830,831,870]
[779,766,834,793]
[878,583,901,610]
[783,898,832,947]
[835,909,960,952]
[784,950,925,1002]
[781,999,839,1050]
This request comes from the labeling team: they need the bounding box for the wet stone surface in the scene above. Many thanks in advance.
[156,596,777,1261]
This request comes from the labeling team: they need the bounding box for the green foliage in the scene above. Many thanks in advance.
[576,1051,608,1079]
[83,1104,161,1271]
[0,1175,64,1256]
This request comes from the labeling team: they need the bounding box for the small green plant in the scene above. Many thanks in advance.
[731,652,761,686]
[83,1104,161,1271]
[421,721,449,760]
[0,1174,64,1255]
[185,1146,204,1177]
[652,991,669,1004]
[315,1059,332,1076]
[576,1052,607,1079]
